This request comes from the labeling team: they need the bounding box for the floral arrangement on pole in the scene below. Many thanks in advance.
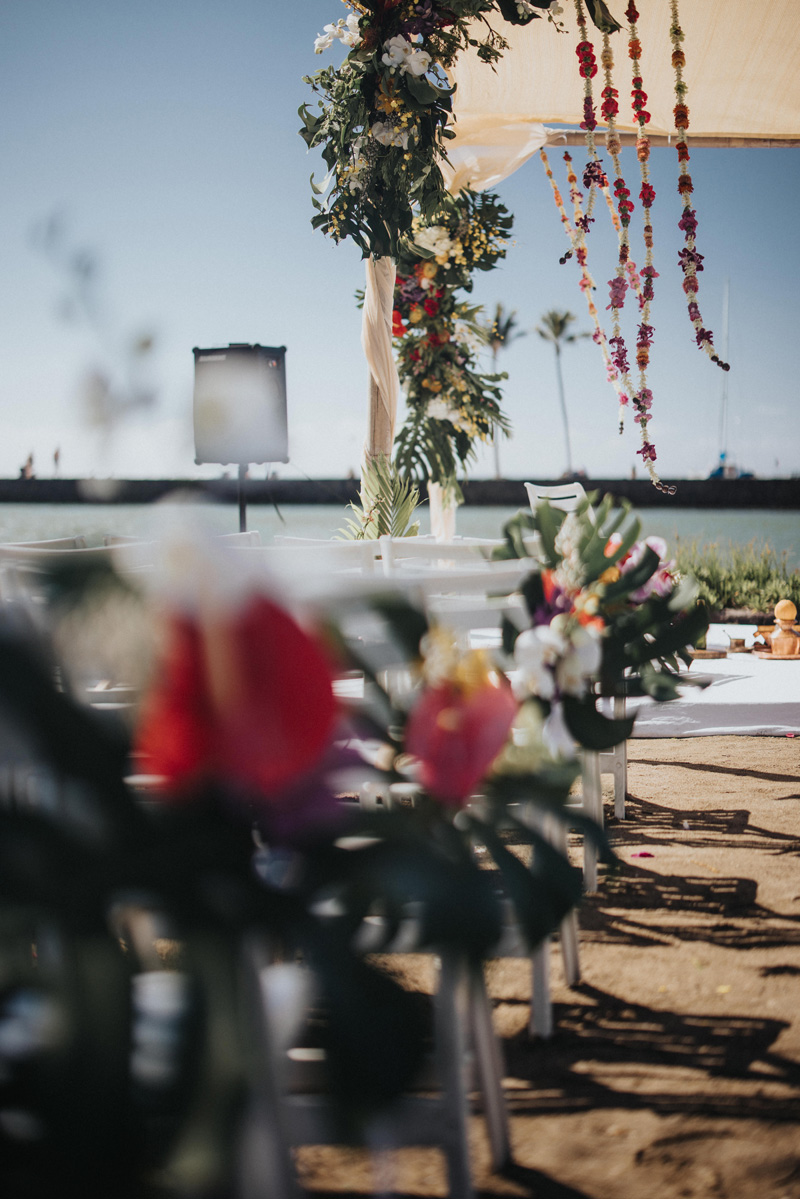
[301,1,623,259]
[324,597,593,954]
[492,493,709,756]
[391,188,514,488]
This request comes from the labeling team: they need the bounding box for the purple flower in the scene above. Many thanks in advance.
[637,442,657,462]
[609,335,630,374]
[637,323,655,347]
[678,207,699,236]
[607,276,628,310]
[695,327,714,347]
[403,0,439,36]
[634,387,653,411]
[583,160,606,189]
[678,246,705,272]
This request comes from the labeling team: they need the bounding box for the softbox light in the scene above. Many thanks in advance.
[192,343,289,466]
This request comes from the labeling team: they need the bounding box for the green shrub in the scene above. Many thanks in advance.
[674,539,800,614]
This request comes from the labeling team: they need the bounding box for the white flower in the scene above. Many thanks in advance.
[542,701,575,760]
[314,23,338,54]
[426,399,461,422]
[413,225,454,261]
[371,121,408,149]
[548,2,565,15]
[341,13,362,48]
[554,624,602,697]
[513,625,565,701]
[381,34,431,77]
[314,15,362,55]
[515,1,536,15]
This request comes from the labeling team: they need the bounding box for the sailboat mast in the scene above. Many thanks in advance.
[717,278,730,467]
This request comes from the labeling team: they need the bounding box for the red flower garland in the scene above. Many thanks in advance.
[624,3,672,491]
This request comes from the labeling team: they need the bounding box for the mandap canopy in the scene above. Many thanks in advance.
[450,0,800,187]
[446,0,800,197]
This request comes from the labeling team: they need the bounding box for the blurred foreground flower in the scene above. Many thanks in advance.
[606,531,678,602]
[135,591,341,839]
[405,634,517,805]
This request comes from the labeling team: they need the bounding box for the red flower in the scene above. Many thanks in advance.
[674,103,690,129]
[135,595,338,803]
[405,678,517,807]
[423,297,439,316]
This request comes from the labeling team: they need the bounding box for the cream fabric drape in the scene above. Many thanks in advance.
[447,1,800,144]
[362,254,400,460]
[440,116,550,193]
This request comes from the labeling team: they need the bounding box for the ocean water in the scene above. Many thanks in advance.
[0,502,796,568]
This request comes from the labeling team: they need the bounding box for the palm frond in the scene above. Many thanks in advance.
[338,454,421,541]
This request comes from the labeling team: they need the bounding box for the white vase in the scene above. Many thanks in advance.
[428,480,457,541]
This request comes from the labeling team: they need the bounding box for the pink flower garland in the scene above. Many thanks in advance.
[593,21,638,433]
[669,0,730,373]
[540,146,627,407]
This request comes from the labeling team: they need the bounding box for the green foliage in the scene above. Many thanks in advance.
[301,1,618,257]
[338,453,421,539]
[673,539,800,614]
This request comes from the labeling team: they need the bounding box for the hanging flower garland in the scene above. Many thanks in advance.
[540,148,627,410]
[622,5,671,489]
[669,0,729,373]
[391,190,514,487]
[564,0,678,489]
[579,9,638,430]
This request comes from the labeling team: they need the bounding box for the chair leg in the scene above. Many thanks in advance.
[468,966,512,1171]
[529,938,553,1039]
[559,911,581,987]
[548,818,581,986]
[434,952,475,1199]
[613,696,628,820]
[581,751,603,893]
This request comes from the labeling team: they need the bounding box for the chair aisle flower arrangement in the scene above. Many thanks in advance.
[0,497,707,1196]
[0,517,591,1199]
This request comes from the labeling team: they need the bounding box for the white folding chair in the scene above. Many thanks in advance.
[259,945,511,1199]
[5,535,88,550]
[524,480,590,515]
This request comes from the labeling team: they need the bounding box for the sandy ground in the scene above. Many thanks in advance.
[298,736,800,1198]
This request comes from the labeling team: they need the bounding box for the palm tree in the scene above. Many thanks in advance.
[535,309,589,478]
[488,303,526,479]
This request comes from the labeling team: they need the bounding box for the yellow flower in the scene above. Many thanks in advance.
[409,306,423,324]
[421,262,437,279]
[598,566,620,584]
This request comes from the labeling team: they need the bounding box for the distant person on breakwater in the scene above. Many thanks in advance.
[53,447,60,476]
[18,453,34,479]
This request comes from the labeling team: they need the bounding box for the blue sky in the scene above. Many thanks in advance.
[1,0,798,481]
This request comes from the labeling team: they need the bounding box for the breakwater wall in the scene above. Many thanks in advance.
[0,476,797,509]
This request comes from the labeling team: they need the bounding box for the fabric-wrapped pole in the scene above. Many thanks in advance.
[362,255,400,464]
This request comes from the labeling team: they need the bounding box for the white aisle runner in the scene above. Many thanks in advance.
[630,626,800,738]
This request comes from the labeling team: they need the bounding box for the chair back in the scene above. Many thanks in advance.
[524,481,589,514]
